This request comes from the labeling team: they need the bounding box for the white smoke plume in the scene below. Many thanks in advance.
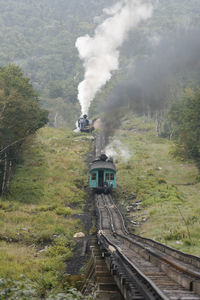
[76,0,153,115]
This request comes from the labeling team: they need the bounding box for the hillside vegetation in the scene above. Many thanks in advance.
[0,64,48,196]
[113,114,200,256]
[0,127,92,298]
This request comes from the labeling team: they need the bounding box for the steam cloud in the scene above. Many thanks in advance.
[99,27,200,141]
[76,0,153,115]
[103,28,200,115]
[105,139,132,162]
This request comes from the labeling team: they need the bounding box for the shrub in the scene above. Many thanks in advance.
[36,230,54,244]
[158,178,167,184]
[54,207,72,217]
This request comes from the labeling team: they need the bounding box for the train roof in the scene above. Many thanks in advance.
[89,160,116,172]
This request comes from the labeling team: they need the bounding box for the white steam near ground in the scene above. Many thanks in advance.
[105,139,132,162]
[76,0,153,115]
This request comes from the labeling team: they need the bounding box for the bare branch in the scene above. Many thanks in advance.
[0,137,26,154]
[0,102,7,120]
[176,206,191,240]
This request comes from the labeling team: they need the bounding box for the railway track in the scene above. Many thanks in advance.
[95,134,105,157]
[95,193,200,300]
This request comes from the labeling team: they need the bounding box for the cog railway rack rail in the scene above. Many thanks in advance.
[95,193,200,300]
[83,135,200,299]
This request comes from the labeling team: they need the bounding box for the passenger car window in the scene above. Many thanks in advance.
[105,173,110,180]
[110,173,114,180]
[92,173,96,180]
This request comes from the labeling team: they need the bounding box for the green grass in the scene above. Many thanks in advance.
[0,127,92,298]
[114,114,200,256]
[1,116,199,297]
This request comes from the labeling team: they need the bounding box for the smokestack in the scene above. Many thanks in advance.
[76,0,153,115]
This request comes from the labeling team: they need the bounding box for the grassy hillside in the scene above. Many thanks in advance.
[0,127,92,298]
[0,115,199,297]
[112,114,200,256]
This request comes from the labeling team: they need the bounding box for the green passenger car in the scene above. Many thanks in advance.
[89,156,116,193]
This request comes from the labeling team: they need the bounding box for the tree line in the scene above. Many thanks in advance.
[0,0,199,128]
[0,64,48,195]
[165,89,200,160]
[0,0,115,127]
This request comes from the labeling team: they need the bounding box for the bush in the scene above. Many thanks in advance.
[54,207,72,217]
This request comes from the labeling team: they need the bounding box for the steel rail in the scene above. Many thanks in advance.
[105,194,200,278]
[106,194,200,281]
[108,194,129,235]
[128,232,200,268]
[115,232,200,280]
[98,232,169,300]
[101,194,116,235]
[95,194,103,231]
[95,194,171,299]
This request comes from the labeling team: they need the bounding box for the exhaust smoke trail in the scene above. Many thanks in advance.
[76,0,153,115]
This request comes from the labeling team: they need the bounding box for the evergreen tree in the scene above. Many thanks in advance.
[168,89,200,159]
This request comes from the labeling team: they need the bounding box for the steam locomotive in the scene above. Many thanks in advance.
[89,154,116,193]
[77,115,94,133]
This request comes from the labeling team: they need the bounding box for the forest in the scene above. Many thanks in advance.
[0,0,116,127]
[0,0,199,127]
